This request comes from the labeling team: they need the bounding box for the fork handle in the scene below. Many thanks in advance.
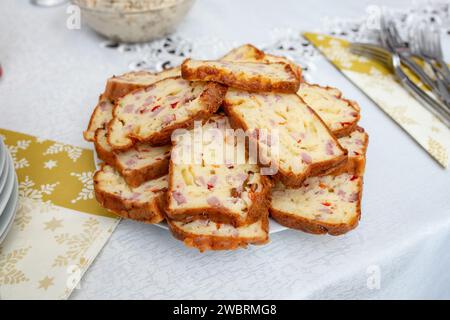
[398,70,450,129]
[436,58,450,85]
[399,54,444,94]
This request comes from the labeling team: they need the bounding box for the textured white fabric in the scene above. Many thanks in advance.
[1,0,450,299]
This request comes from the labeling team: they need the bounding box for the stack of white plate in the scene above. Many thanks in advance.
[0,138,19,244]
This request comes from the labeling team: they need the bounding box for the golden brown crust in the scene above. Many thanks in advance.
[94,128,116,166]
[94,129,170,187]
[104,76,149,103]
[165,159,273,227]
[107,79,227,150]
[270,177,363,236]
[166,213,270,252]
[83,94,111,142]
[264,53,303,81]
[329,126,369,176]
[298,83,361,138]
[181,59,300,93]
[117,156,170,188]
[93,167,165,224]
[223,95,348,188]
[221,44,302,81]
[221,43,266,61]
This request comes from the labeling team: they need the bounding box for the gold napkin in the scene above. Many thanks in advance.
[0,128,120,299]
[304,33,450,168]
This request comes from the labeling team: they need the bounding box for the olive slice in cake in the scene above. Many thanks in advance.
[270,173,363,235]
[108,76,227,150]
[94,165,167,223]
[297,83,360,137]
[94,128,170,187]
[224,89,347,187]
[166,114,272,227]
[181,59,300,93]
[103,67,181,102]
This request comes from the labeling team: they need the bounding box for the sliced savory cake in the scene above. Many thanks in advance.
[224,89,347,187]
[167,214,269,252]
[297,83,360,137]
[331,127,368,176]
[166,114,272,227]
[94,165,167,223]
[108,76,227,150]
[83,95,113,142]
[221,44,302,80]
[270,173,363,235]
[94,128,170,187]
[103,67,181,102]
[181,59,300,93]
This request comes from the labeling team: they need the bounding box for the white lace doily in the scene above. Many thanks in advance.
[98,1,450,82]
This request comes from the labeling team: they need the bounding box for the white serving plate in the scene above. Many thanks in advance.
[0,174,19,244]
[0,146,10,196]
[93,150,287,234]
[0,139,6,178]
[0,152,15,217]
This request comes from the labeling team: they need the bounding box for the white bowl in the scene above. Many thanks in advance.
[73,0,195,43]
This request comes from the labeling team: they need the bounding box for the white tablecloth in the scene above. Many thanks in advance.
[1,0,450,299]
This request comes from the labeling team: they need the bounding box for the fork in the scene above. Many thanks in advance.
[380,14,450,108]
[414,22,450,85]
[350,43,450,129]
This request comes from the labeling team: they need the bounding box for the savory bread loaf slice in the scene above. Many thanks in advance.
[330,127,368,176]
[270,173,363,235]
[94,165,167,223]
[94,128,171,187]
[108,77,227,150]
[297,83,360,137]
[221,44,302,80]
[83,95,113,142]
[167,214,269,252]
[103,67,181,102]
[224,89,347,187]
[166,114,272,227]
[181,59,300,93]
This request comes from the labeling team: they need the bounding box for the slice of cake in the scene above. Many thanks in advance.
[94,165,167,223]
[83,95,113,142]
[103,67,181,102]
[221,44,302,80]
[94,128,170,187]
[270,173,363,235]
[108,77,227,150]
[224,89,347,187]
[167,214,269,252]
[331,127,368,176]
[166,114,272,227]
[297,83,360,137]
[181,59,300,93]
